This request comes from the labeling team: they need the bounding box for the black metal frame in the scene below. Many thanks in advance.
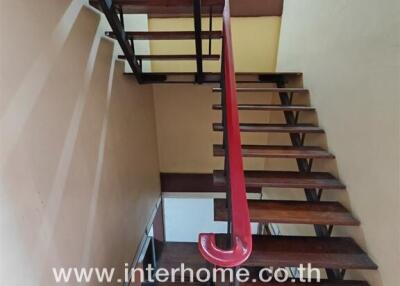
[219,35,241,286]
[208,6,213,55]
[218,18,243,285]
[100,0,224,84]
[99,0,143,83]
[275,78,343,280]
[219,42,233,246]
[193,0,204,83]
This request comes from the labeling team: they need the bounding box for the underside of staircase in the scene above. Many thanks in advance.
[92,0,377,285]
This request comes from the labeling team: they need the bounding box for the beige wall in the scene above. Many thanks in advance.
[153,84,273,173]
[0,1,160,285]
[277,1,400,285]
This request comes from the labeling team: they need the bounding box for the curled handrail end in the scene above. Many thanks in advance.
[198,233,252,268]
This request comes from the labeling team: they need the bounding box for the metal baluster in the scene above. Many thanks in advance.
[209,6,213,55]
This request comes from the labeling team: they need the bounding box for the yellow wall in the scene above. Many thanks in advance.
[150,17,281,174]
[276,1,399,285]
[148,17,281,73]
[0,1,160,284]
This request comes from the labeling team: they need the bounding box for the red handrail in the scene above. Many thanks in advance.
[198,0,252,268]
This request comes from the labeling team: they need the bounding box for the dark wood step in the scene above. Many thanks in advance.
[124,72,303,84]
[157,236,377,270]
[142,283,206,286]
[118,54,220,61]
[213,104,315,111]
[213,145,334,159]
[240,280,369,286]
[214,199,359,226]
[213,123,325,134]
[213,87,309,93]
[213,170,346,189]
[92,0,285,18]
[157,241,207,271]
[215,235,377,270]
[145,281,369,286]
[143,283,208,286]
[90,0,225,15]
[106,31,223,40]
[160,173,261,193]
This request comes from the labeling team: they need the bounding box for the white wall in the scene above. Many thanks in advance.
[277,1,400,285]
[163,197,260,242]
[164,198,228,242]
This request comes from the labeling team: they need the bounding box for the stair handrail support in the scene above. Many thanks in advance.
[198,0,252,268]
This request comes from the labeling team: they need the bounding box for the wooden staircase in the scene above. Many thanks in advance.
[208,77,377,282]
[92,0,377,285]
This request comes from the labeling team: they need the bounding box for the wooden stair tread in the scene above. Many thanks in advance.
[91,0,224,6]
[214,199,359,226]
[142,283,206,286]
[143,283,206,286]
[118,54,220,61]
[123,72,303,84]
[213,170,346,189]
[157,241,207,271]
[145,281,368,286]
[246,235,376,269]
[213,123,325,133]
[240,280,369,286]
[160,172,262,194]
[157,236,377,270]
[215,235,377,270]
[213,87,309,93]
[213,104,315,111]
[90,0,225,15]
[125,72,302,76]
[106,31,223,40]
[213,144,334,159]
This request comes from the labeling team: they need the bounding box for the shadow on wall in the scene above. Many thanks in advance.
[0,0,73,115]
[1,2,160,285]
